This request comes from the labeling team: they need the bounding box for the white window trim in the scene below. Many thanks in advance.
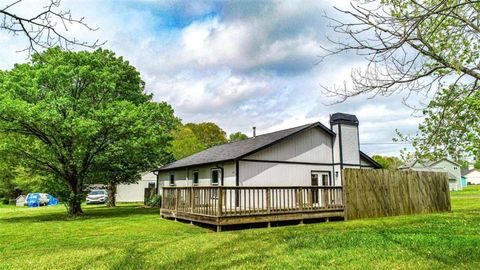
[211,168,221,186]
[169,173,175,186]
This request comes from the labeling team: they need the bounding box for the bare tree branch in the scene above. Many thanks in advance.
[0,0,105,56]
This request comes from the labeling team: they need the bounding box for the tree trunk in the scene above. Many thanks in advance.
[67,193,84,216]
[66,176,84,216]
[107,183,116,207]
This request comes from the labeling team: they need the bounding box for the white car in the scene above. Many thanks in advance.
[86,190,108,205]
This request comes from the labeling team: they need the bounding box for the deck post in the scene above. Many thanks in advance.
[217,225,222,232]
[174,188,179,215]
[323,187,328,209]
[299,187,303,210]
[217,187,223,217]
[190,187,195,214]
[266,188,271,214]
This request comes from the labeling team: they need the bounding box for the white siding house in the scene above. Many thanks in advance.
[400,159,462,191]
[156,113,381,193]
[463,168,480,185]
[116,172,158,202]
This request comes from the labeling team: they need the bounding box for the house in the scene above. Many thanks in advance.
[16,195,26,207]
[115,172,158,202]
[400,158,462,191]
[462,167,480,185]
[155,113,381,192]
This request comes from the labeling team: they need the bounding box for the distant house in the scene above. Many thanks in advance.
[16,195,26,207]
[154,113,381,192]
[400,158,462,191]
[462,167,480,185]
[116,172,158,203]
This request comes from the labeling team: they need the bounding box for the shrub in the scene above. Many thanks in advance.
[145,195,161,208]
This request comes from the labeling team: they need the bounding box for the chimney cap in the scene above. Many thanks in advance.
[330,112,359,126]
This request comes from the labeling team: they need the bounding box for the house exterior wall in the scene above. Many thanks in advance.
[465,170,480,184]
[430,160,461,190]
[240,127,337,186]
[116,172,157,202]
[238,161,333,186]
[246,128,333,163]
[360,156,374,167]
[157,161,236,192]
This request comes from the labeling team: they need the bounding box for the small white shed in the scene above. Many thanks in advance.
[16,195,26,206]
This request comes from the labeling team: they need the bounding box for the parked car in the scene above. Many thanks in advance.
[86,190,108,205]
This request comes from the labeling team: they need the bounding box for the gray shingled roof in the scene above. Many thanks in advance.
[158,122,333,171]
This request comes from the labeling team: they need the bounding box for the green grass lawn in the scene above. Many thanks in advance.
[1,186,479,270]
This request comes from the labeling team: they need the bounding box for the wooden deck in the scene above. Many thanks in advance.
[161,186,345,231]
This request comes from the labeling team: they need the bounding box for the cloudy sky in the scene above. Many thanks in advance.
[0,0,423,156]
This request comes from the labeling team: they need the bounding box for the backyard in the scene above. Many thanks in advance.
[1,186,479,270]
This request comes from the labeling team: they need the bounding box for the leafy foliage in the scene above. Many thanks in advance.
[170,126,206,160]
[0,48,178,215]
[371,155,403,169]
[229,132,248,142]
[184,122,228,148]
[145,194,162,208]
[401,85,477,161]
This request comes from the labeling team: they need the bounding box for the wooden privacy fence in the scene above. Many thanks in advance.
[343,169,451,220]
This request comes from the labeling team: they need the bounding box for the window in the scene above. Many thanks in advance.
[193,171,199,186]
[148,182,156,188]
[211,169,220,185]
[169,174,175,186]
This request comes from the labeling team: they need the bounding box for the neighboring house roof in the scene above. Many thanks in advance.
[428,158,461,168]
[461,168,476,176]
[401,158,460,169]
[360,151,383,169]
[158,122,334,171]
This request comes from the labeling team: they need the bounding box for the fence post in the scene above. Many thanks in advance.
[217,187,223,217]
[266,188,271,214]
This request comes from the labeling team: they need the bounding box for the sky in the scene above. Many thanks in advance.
[0,0,424,157]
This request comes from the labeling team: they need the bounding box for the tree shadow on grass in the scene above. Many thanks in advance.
[0,205,159,224]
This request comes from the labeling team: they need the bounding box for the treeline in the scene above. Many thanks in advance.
[170,123,248,160]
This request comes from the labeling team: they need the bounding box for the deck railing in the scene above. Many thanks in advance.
[162,186,344,217]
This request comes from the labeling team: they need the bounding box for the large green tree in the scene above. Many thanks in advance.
[371,155,403,170]
[229,132,248,142]
[170,126,206,160]
[0,48,178,215]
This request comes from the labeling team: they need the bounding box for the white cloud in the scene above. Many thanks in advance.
[0,0,423,157]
